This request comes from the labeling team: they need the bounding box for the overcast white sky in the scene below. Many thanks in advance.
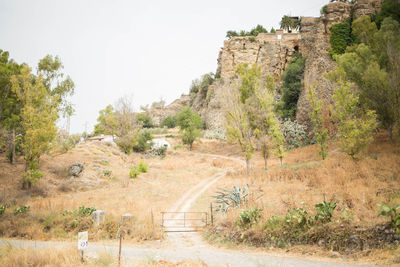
[0,0,328,133]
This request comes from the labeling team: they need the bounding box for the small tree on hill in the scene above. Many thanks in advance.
[11,67,58,189]
[332,81,378,158]
[308,86,328,160]
[176,107,203,151]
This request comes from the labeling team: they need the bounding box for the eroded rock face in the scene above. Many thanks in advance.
[354,0,384,18]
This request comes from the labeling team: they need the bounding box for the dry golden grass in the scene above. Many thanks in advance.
[0,246,84,267]
[0,139,225,242]
[209,132,400,224]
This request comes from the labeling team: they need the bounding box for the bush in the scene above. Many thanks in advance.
[14,206,30,214]
[277,53,306,120]
[0,205,7,216]
[329,20,353,57]
[137,162,148,173]
[314,201,336,223]
[78,206,96,216]
[320,4,328,15]
[129,167,140,179]
[129,162,148,178]
[378,204,400,233]
[203,128,226,140]
[226,24,268,39]
[281,119,308,149]
[136,113,153,128]
[133,130,153,152]
[236,207,263,229]
[115,131,140,154]
[213,185,249,212]
[149,146,167,158]
[161,116,177,128]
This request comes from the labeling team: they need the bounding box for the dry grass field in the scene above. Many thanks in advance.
[0,130,399,264]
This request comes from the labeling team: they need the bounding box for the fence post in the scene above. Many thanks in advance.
[118,232,123,267]
[210,202,213,226]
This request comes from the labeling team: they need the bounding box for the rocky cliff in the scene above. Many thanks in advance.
[149,0,384,131]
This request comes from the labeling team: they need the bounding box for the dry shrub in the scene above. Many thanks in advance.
[211,158,226,168]
[0,246,83,267]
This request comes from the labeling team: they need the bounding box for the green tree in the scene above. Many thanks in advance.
[307,87,328,160]
[11,67,58,188]
[176,107,203,151]
[223,84,254,174]
[94,105,117,136]
[37,55,75,118]
[329,17,400,139]
[136,113,153,128]
[332,82,378,158]
[278,53,306,120]
[252,75,284,169]
[372,0,400,28]
[280,15,299,32]
[0,50,22,164]
[161,115,177,128]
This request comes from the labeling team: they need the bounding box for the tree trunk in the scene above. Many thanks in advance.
[280,157,283,167]
[264,155,268,170]
[388,126,393,140]
[246,159,251,175]
[11,128,16,164]
[189,143,192,151]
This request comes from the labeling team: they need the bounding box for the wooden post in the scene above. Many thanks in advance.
[210,202,213,226]
[118,232,123,267]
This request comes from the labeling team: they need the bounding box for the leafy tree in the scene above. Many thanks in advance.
[280,15,299,33]
[372,0,400,28]
[94,105,117,136]
[329,17,400,139]
[332,82,378,158]
[189,72,215,103]
[161,115,177,128]
[133,130,153,152]
[176,107,203,150]
[252,75,284,169]
[0,49,22,164]
[270,27,276,33]
[277,53,306,120]
[307,87,328,160]
[37,55,75,118]
[11,67,58,188]
[223,83,254,174]
[136,113,153,128]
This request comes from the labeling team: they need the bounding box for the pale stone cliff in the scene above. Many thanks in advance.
[150,0,384,130]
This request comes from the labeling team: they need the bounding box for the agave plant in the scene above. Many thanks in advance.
[212,185,249,212]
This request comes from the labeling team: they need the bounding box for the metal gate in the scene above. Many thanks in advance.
[161,212,208,232]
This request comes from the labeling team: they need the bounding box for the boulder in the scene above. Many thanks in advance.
[69,162,83,177]
[92,210,105,226]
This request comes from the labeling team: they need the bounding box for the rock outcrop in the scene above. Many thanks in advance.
[146,94,189,126]
[148,0,384,131]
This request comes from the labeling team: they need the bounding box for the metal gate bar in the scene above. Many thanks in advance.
[161,212,208,232]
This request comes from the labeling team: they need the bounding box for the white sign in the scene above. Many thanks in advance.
[78,231,88,250]
[277,34,282,40]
